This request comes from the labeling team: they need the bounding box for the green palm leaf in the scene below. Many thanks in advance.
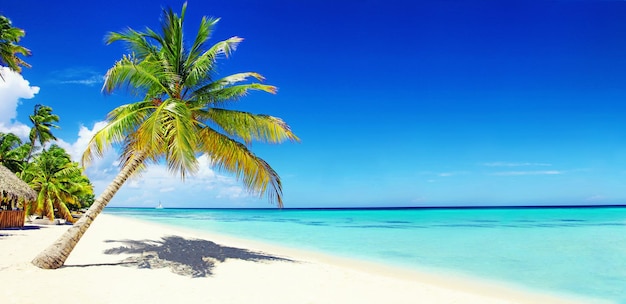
[88,4,299,206]
[0,15,31,74]
[197,127,283,207]
[204,108,298,144]
[82,100,154,165]
[34,3,299,270]
[26,146,94,223]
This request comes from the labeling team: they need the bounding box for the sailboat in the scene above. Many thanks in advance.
[156,201,164,209]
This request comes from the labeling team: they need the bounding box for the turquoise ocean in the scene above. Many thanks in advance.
[104,207,626,302]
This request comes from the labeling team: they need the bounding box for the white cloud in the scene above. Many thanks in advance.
[216,185,247,199]
[59,76,104,86]
[437,171,468,177]
[126,179,140,189]
[0,71,254,207]
[483,162,552,167]
[56,121,109,162]
[56,124,253,207]
[417,170,469,177]
[49,67,104,87]
[491,170,563,176]
[0,122,30,139]
[159,187,175,193]
[0,67,39,139]
[410,197,427,203]
[108,154,251,207]
[584,195,606,202]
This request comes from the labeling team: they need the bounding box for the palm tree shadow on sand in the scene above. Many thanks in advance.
[95,236,293,277]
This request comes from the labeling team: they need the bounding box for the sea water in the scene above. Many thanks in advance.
[104,207,626,302]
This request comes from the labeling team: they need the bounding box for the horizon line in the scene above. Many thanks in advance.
[105,204,626,211]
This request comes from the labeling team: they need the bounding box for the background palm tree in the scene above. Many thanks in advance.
[32,3,298,269]
[0,15,30,76]
[21,145,94,223]
[27,104,60,161]
[0,132,30,173]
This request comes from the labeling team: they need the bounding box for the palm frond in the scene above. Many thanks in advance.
[185,37,243,88]
[202,83,277,107]
[191,73,277,107]
[82,101,153,167]
[105,28,159,59]
[161,101,199,178]
[153,3,186,78]
[197,127,283,207]
[53,164,82,179]
[134,99,171,155]
[0,16,31,72]
[207,36,243,59]
[186,17,219,65]
[92,3,298,209]
[203,108,299,144]
[117,134,149,177]
[54,199,75,223]
[44,196,54,221]
[102,54,172,97]
[198,72,269,91]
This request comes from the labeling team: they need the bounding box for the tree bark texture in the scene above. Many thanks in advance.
[31,153,146,269]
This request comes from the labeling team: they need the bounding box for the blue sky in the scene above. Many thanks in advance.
[1,0,626,208]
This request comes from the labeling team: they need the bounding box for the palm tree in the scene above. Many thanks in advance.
[0,132,30,173]
[21,145,94,223]
[26,104,60,161]
[32,3,298,269]
[0,15,31,77]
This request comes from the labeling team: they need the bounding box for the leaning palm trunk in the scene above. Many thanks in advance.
[31,3,298,270]
[31,153,146,269]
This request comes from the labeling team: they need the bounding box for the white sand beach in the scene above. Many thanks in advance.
[0,214,601,304]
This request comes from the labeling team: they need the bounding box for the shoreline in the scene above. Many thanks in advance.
[0,214,606,304]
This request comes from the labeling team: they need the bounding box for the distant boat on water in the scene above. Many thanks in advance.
[156,202,164,209]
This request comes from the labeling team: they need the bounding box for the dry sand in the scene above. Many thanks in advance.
[0,214,603,304]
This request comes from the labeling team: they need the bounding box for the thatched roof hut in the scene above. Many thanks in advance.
[0,164,35,228]
[0,164,36,209]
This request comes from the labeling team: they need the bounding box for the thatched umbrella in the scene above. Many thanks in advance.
[0,164,36,210]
